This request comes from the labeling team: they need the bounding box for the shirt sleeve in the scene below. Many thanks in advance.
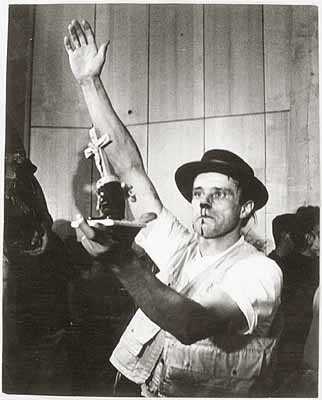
[219,254,283,335]
[135,207,193,272]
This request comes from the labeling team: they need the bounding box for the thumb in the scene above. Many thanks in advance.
[98,41,109,63]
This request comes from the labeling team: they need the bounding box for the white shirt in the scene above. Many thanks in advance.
[136,207,282,336]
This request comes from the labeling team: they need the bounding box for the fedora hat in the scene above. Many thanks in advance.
[175,149,268,211]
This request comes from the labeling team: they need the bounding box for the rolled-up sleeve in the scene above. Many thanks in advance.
[135,207,194,272]
[219,255,283,335]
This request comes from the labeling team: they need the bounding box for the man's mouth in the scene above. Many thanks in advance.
[199,215,212,221]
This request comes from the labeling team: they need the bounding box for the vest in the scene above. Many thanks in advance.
[110,239,282,396]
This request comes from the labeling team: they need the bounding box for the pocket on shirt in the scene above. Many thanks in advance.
[161,339,266,396]
[123,309,161,353]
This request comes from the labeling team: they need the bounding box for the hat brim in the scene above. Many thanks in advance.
[175,160,268,211]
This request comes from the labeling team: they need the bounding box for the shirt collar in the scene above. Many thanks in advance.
[197,235,245,260]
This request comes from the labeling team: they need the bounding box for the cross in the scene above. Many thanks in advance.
[84,126,112,178]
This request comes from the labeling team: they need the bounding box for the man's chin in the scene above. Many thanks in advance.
[193,225,219,239]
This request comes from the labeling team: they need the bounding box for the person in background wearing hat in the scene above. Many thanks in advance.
[268,213,301,391]
[64,20,282,397]
[268,213,300,271]
[3,121,74,394]
[271,206,319,395]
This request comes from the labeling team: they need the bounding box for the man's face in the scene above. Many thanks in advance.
[191,172,245,239]
[309,224,320,257]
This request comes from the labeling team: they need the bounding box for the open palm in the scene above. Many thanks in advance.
[64,19,108,83]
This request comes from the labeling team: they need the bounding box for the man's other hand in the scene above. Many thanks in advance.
[75,213,157,260]
[64,19,109,84]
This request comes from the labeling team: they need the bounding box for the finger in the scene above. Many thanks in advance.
[23,246,44,256]
[73,19,87,46]
[79,230,119,258]
[64,36,73,54]
[39,229,49,252]
[138,212,158,224]
[82,19,95,45]
[68,21,81,49]
[98,41,109,63]
[78,218,96,240]
[78,234,96,255]
[30,231,40,247]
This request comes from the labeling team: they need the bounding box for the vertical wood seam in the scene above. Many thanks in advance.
[261,5,268,248]
[147,4,151,174]
[202,4,206,153]
[305,8,314,200]
[91,4,97,216]
[26,5,37,157]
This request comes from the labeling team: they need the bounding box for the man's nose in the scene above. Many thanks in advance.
[200,201,211,210]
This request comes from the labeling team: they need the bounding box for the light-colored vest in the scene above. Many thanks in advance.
[110,240,282,396]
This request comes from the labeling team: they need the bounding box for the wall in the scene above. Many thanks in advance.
[19,4,319,251]
[6,5,34,153]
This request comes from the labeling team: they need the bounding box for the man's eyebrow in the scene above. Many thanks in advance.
[193,185,233,191]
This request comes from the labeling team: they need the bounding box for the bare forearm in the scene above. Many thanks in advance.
[109,252,221,344]
[80,76,144,175]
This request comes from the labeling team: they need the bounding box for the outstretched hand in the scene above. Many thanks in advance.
[75,213,157,261]
[64,19,109,84]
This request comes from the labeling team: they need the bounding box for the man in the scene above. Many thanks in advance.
[3,123,73,394]
[269,207,319,395]
[64,20,282,396]
[296,206,320,261]
[268,213,300,271]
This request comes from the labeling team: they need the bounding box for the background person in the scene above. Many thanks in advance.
[3,126,74,394]
[270,206,319,395]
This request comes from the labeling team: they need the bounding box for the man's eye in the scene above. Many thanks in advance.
[193,190,201,198]
[213,191,225,200]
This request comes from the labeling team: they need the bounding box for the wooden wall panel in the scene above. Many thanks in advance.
[31,5,94,127]
[149,4,203,122]
[205,114,266,239]
[306,8,320,206]
[6,5,34,153]
[148,120,204,228]
[264,6,291,112]
[96,4,149,126]
[205,5,264,117]
[288,6,319,209]
[205,114,265,175]
[265,112,291,253]
[30,128,92,222]
[266,112,290,214]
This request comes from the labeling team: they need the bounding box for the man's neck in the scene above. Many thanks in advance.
[198,230,241,257]
[275,244,291,258]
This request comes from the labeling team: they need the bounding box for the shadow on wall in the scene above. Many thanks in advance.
[72,148,95,221]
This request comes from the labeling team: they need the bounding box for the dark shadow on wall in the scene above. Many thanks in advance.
[72,148,95,220]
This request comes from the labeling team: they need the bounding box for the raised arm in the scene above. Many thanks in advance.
[64,19,162,219]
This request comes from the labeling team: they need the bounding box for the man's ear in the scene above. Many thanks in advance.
[240,200,254,219]
[305,232,314,247]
